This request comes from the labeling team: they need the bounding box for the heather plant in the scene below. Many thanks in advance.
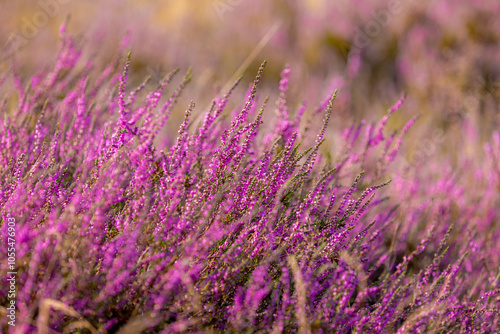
[0,29,499,334]
[3,0,500,133]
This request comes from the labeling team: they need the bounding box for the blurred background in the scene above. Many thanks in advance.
[1,0,499,168]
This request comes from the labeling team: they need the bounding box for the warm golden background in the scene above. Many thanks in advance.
[1,0,499,165]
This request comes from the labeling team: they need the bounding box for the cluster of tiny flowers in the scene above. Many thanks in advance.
[0,30,499,333]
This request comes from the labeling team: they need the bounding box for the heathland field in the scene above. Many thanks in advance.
[0,1,499,333]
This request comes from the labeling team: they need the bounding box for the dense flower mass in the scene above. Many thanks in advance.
[0,29,499,333]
